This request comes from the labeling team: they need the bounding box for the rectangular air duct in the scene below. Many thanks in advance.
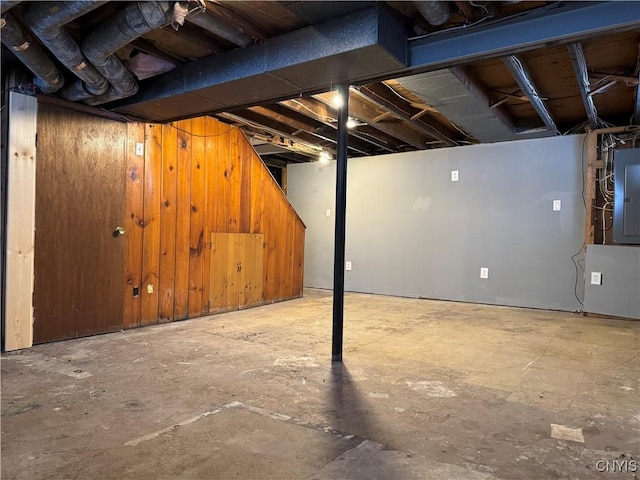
[110,6,406,121]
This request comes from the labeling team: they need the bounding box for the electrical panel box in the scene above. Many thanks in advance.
[613,148,640,245]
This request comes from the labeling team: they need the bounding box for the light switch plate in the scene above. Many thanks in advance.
[135,142,144,156]
[451,170,459,182]
[590,272,602,285]
[553,200,562,211]
[480,267,489,279]
[345,261,352,271]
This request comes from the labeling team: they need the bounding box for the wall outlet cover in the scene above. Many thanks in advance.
[590,272,602,285]
[480,267,489,279]
[345,261,352,271]
[553,200,562,211]
[326,208,331,217]
[147,284,154,294]
[451,170,459,182]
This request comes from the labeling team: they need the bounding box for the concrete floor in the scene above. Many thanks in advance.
[1,289,639,480]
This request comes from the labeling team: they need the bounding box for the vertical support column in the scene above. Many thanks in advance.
[4,92,37,351]
[332,84,349,363]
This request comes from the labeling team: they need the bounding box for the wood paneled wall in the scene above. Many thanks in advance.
[124,116,305,328]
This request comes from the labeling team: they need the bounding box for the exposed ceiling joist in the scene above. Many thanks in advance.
[129,38,185,66]
[3,0,636,163]
[248,105,323,136]
[185,9,252,47]
[448,66,517,133]
[568,42,598,130]
[164,23,225,56]
[228,107,374,158]
[231,108,344,154]
[353,83,459,147]
[314,92,428,150]
[408,2,640,73]
[278,99,390,154]
[503,55,558,134]
[204,3,267,43]
[217,112,324,159]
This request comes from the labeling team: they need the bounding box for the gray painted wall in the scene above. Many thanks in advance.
[288,134,586,311]
[584,245,640,319]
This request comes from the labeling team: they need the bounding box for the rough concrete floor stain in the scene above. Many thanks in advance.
[1,289,638,479]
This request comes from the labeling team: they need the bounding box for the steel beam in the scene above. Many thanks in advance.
[503,55,558,134]
[332,84,349,363]
[409,2,640,72]
[568,42,598,130]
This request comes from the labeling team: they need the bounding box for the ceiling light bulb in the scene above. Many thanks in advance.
[319,152,330,164]
[332,92,344,109]
[346,118,357,129]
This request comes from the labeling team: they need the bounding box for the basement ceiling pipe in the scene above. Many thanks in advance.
[0,12,64,93]
[185,10,252,47]
[24,1,110,100]
[1,1,21,14]
[76,1,173,106]
[414,1,451,26]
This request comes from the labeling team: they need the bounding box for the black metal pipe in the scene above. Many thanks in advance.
[1,1,21,14]
[332,84,349,363]
[414,0,451,26]
[186,10,251,47]
[24,1,110,97]
[79,1,173,105]
[0,12,64,93]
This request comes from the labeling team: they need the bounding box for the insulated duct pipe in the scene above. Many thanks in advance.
[1,1,21,14]
[414,1,451,26]
[24,1,110,99]
[186,10,251,47]
[0,12,64,93]
[78,1,173,105]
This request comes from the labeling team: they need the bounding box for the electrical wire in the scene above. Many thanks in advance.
[570,134,589,308]
[579,134,588,208]
[166,122,234,138]
[571,244,585,307]
[469,1,491,17]
[289,99,336,123]
[408,11,494,41]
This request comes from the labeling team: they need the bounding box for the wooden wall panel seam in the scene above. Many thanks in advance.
[158,123,178,323]
[123,122,146,329]
[141,123,162,326]
[188,117,206,318]
[174,119,193,321]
